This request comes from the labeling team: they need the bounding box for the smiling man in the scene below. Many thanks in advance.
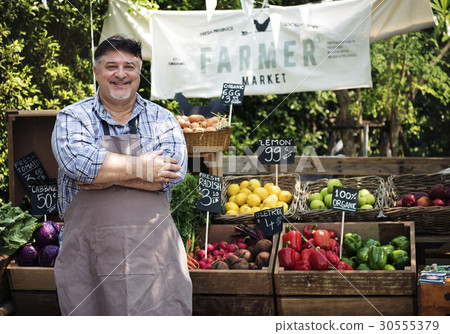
[51,35,192,316]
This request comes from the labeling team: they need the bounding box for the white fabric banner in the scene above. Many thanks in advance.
[150,0,372,100]
[99,0,436,99]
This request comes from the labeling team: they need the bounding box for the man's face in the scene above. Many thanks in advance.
[94,50,141,104]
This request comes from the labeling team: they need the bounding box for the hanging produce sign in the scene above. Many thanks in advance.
[196,172,222,213]
[257,138,295,165]
[221,83,245,106]
[254,207,283,237]
[331,186,359,213]
[30,179,58,215]
[13,152,49,192]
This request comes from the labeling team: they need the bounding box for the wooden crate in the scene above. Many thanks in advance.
[418,276,450,316]
[274,221,416,296]
[277,296,415,316]
[190,224,278,315]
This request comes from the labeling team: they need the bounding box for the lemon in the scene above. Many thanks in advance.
[239,204,253,214]
[246,194,261,207]
[227,184,240,197]
[253,187,268,201]
[251,206,261,214]
[268,194,279,202]
[261,206,271,211]
[239,188,252,195]
[224,201,239,212]
[248,179,261,191]
[268,185,282,197]
[279,190,293,204]
[229,195,236,203]
[234,193,248,206]
[264,182,275,191]
[240,180,249,189]
[277,201,289,213]
[263,197,277,208]
[226,209,239,215]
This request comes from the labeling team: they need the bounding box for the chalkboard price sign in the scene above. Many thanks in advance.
[257,138,296,165]
[221,83,245,106]
[254,207,283,237]
[13,152,49,192]
[197,172,223,213]
[30,179,58,215]
[331,186,359,213]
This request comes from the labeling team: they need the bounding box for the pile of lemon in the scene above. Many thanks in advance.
[224,178,293,215]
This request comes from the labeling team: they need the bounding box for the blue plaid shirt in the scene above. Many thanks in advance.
[51,92,187,218]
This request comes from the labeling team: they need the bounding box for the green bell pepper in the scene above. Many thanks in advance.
[340,256,357,269]
[381,244,395,263]
[356,263,371,270]
[383,264,396,270]
[390,249,410,270]
[343,233,362,256]
[390,235,410,253]
[368,246,388,270]
[363,238,381,248]
[356,246,370,264]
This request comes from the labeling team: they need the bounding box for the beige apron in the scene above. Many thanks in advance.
[54,117,192,316]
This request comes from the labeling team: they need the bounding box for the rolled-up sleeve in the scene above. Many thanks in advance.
[52,108,107,183]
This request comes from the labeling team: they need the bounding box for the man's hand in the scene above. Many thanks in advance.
[136,150,182,183]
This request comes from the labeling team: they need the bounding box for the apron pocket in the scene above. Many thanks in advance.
[95,224,156,276]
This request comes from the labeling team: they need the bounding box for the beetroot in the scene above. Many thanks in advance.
[255,251,271,268]
[230,258,249,270]
[234,249,253,262]
[212,261,229,270]
[254,239,272,254]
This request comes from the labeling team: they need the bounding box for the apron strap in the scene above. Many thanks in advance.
[101,117,138,136]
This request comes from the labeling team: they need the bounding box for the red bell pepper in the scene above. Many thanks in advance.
[327,229,338,239]
[301,248,314,263]
[310,248,328,270]
[302,238,316,250]
[329,238,340,254]
[278,242,300,269]
[313,229,331,250]
[302,224,317,240]
[292,259,311,271]
[326,250,340,267]
[282,227,302,252]
[336,260,354,270]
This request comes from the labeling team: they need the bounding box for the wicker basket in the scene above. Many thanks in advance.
[296,176,386,222]
[184,127,231,153]
[214,173,301,223]
[384,173,450,234]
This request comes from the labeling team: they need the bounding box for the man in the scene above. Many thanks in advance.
[51,35,192,316]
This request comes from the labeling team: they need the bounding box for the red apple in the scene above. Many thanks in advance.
[432,198,446,206]
[402,194,417,207]
[396,196,404,207]
[429,184,445,200]
[416,196,431,207]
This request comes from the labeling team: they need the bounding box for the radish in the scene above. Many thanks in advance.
[206,243,215,253]
[196,249,206,260]
[226,243,238,253]
[219,241,228,250]
[212,242,219,249]
[238,242,248,250]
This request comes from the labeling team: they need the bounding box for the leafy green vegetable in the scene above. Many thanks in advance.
[0,202,41,256]
[170,173,206,251]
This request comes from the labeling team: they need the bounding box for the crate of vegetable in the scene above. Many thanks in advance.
[296,176,385,222]
[188,223,278,316]
[384,173,450,234]
[274,221,416,316]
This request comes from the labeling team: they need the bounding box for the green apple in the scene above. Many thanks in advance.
[320,187,329,199]
[360,204,373,210]
[364,193,376,206]
[324,193,333,209]
[358,193,367,208]
[359,188,371,198]
[327,178,342,193]
[308,192,323,204]
[310,199,326,210]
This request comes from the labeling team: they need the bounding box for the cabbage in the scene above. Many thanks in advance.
[38,245,59,267]
[35,221,60,247]
[17,244,40,266]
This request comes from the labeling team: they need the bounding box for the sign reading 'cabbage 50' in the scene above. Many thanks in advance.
[150,0,372,100]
